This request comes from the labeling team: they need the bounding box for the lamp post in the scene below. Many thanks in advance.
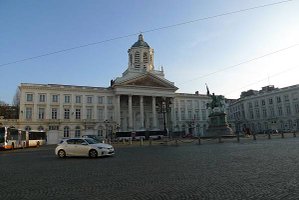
[162,101,167,132]
[104,120,109,141]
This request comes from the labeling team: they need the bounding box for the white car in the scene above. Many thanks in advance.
[55,138,115,158]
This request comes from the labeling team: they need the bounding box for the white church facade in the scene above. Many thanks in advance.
[15,34,212,144]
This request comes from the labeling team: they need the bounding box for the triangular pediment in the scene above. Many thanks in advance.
[114,73,178,90]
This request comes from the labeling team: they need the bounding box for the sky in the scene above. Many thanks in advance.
[1,0,299,104]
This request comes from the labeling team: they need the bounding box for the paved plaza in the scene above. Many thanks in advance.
[1,136,299,200]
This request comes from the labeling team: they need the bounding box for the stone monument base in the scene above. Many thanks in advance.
[205,112,233,137]
[206,126,233,137]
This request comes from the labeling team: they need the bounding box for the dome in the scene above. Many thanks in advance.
[131,34,150,48]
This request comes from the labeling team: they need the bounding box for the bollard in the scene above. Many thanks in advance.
[175,138,178,146]
[122,138,126,144]
[293,132,296,137]
[129,137,132,145]
[198,137,201,145]
[268,133,271,139]
[281,132,284,139]
[253,133,256,140]
[218,136,222,143]
[140,137,144,146]
[149,137,152,146]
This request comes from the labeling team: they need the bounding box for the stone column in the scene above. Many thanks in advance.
[128,95,133,131]
[152,96,157,129]
[116,95,121,125]
[140,96,144,129]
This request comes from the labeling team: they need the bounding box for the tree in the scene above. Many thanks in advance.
[0,100,6,106]
[12,88,20,106]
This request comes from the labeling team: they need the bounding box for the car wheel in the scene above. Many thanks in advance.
[58,150,66,158]
[89,149,98,158]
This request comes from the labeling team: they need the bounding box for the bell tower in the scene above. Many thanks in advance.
[128,34,154,72]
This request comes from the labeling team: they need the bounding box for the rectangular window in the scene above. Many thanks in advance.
[49,126,59,130]
[86,108,92,119]
[175,110,179,120]
[26,94,33,102]
[75,96,81,103]
[295,104,299,113]
[107,109,113,120]
[278,106,283,116]
[262,109,267,118]
[75,109,81,119]
[261,100,265,106]
[255,109,260,119]
[248,102,253,109]
[107,96,113,104]
[181,109,185,120]
[201,110,206,120]
[269,98,273,105]
[38,108,45,119]
[249,110,254,119]
[87,96,93,104]
[254,101,259,107]
[98,109,104,121]
[284,95,289,102]
[39,94,46,102]
[25,107,32,119]
[65,95,71,103]
[98,96,103,104]
[195,110,200,120]
[188,110,192,120]
[276,96,281,103]
[52,95,58,103]
[64,109,70,119]
[286,105,291,115]
[52,108,57,119]
[269,107,275,117]
[187,100,192,109]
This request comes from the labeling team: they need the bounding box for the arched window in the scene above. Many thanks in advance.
[38,126,44,131]
[75,126,80,137]
[129,54,133,65]
[25,126,31,131]
[64,126,70,138]
[134,52,140,63]
[143,52,148,63]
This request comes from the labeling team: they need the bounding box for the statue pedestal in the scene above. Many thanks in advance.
[206,112,233,137]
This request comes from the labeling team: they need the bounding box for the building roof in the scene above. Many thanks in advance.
[131,34,150,48]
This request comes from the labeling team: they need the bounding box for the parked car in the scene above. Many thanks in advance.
[55,138,114,158]
[82,135,105,143]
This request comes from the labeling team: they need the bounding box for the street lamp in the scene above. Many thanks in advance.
[104,120,109,141]
[162,101,167,132]
[160,97,171,138]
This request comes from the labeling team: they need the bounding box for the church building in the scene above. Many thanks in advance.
[16,34,211,144]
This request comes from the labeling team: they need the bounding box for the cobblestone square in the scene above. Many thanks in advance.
[1,137,299,200]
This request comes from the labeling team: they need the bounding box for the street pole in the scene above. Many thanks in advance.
[162,101,167,136]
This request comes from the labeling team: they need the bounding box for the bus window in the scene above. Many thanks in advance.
[0,127,5,144]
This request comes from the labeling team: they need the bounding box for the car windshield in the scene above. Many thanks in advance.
[84,138,98,144]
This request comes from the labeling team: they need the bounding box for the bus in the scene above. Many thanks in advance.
[0,127,47,150]
[0,126,27,150]
[27,130,47,147]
